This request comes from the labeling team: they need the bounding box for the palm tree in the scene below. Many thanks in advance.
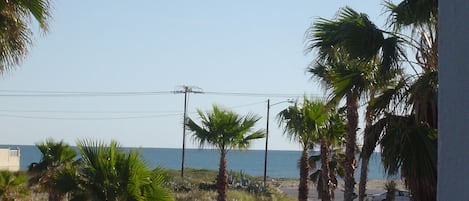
[185,105,265,201]
[277,98,328,201]
[0,171,29,201]
[307,53,375,201]
[306,1,438,200]
[364,55,438,201]
[309,107,347,201]
[320,108,346,201]
[305,7,403,201]
[0,0,51,72]
[310,148,345,200]
[28,139,78,201]
[76,139,173,201]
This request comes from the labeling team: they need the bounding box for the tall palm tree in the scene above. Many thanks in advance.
[185,105,265,201]
[28,139,77,201]
[305,7,403,201]
[277,98,328,201]
[307,53,375,201]
[0,0,51,72]
[364,51,438,201]
[0,171,29,201]
[76,139,173,201]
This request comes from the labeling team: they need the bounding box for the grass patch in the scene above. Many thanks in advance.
[166,168,295,201]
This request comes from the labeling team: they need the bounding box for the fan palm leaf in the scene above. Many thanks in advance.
[385,0,438,30]
[306,7,403,77]
[0,0,51,72]
[365,114,437,201]
[77,140,172,201]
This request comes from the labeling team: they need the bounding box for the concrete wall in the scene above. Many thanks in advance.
[438,0,469,200]
[0,148,20,171]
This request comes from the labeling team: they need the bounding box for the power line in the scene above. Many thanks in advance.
[227,100,267,109]
[0,90,174,97]
[0,109,181,114]
[0,101,268,120]
[203,91,324,98]
[203,91,301,97]
[0,113,183,120]
[0,89,322,98]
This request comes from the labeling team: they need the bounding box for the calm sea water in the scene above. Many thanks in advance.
[1,145,396,179]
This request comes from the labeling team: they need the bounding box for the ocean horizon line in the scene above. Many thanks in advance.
[0,143,303,152]
[1,145,392,179]
[1,143,382,153]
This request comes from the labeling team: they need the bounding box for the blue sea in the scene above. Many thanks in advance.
[1,145,396,180]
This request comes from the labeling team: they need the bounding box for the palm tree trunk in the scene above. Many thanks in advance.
[358,156,369,201]
[359,91,374,201]
[344,94,358,201]
[320,138,331,201]
[298,148,309,201]
[329,169,337,199]
[48,190,62,201]
[217,151,228,201]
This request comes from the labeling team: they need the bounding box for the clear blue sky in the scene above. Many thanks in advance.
[0,1,385,150]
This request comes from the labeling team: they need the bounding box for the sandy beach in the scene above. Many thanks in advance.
[272,179,406,201]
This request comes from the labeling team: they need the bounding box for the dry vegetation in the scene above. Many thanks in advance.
[165,168,296,201]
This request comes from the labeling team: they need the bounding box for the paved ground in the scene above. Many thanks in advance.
[273,179,405,201]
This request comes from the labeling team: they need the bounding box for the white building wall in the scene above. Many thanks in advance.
[0,148,20,171]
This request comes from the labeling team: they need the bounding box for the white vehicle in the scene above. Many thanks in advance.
[369,190,411,201]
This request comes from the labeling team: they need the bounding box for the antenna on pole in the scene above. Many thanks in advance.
[173,85,203,178]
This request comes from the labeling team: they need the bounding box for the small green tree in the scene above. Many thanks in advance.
[0,171,30,201]
[186,105,265,201]
[76,139,173,201]
[28,139,77,201]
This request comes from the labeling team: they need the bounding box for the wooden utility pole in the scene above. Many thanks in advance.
[264,99,294,186]
[174,85,202,178]
[263,99,270,185]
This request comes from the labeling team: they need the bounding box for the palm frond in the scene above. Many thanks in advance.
[277,98,330,147]
[309,169,321,184]
[384,0,438,30]
[368,78,407,116]
[77,139,172,201]
[186,117,211,148]
[187,105,264,152]
[361,116,388,159]
[16,0,51,30]
[380,36,404,76]
[306,7,386,61]
[0,0,51,72]
[407,71,438,128]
